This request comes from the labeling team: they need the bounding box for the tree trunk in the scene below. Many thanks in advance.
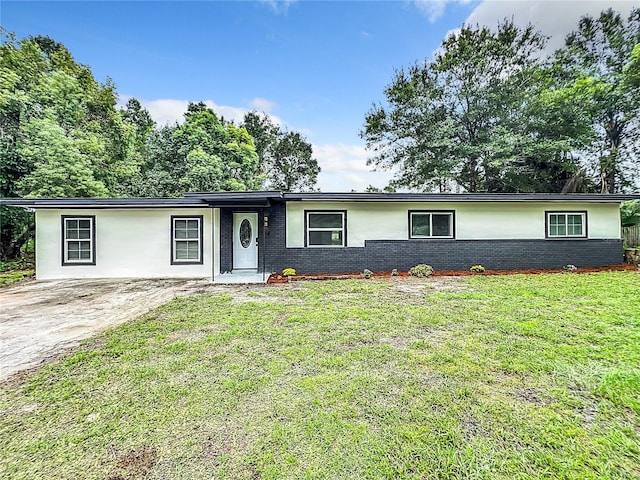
[601,118,622,194]
[0,224,34,260]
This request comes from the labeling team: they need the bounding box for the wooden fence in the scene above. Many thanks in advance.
[623,225,640,247]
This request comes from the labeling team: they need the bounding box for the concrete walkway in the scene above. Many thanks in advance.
[0,278,216,381]
[214,270,271,284]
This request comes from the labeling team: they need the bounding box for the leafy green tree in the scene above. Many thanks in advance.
[365,185,396,193]
[174,102,261,191]
[268,131,320,191]
[0,32,136,258]
[361,20,582,193]
[241,111,278,171]
[0,31,43,258]
[508,71,598,193]
[119,98,155,171]
[621,200,640,227]
[118,124,182,197]
[121,103,262,196]
[179,147,225,193]
[242,111,320,191]
[555,8,640,193]
[17,117,109,197]
[624,44,640,88]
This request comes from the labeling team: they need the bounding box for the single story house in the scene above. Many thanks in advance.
[3,192,639,281]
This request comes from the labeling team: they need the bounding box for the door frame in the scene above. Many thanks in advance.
[232,212,259,270]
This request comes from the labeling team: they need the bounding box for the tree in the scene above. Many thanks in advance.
[179,147,224,193]
[620,200,640,227]
[241,110,278,170]
[119,98,155,171]
[0,32,134,258]
[120,103,262,196]
[365,185,396,193]
[174,102,261,191]
[361,20,582,193]
[17,117,108,197]
[242,111,320,191]
[624,44,640,88]
[119,123,183,197]
[555,8,640,193]
[268,131,320,191]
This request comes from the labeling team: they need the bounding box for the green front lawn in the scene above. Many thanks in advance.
[0,269,35,287]
[2,272,639,479]
[0,257,35,287]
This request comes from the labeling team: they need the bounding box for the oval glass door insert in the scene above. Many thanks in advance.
[239,219,252,248]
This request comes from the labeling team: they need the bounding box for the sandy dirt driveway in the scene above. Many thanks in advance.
[0,278,224,381]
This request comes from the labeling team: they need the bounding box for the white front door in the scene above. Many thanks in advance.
[233,213,258,269]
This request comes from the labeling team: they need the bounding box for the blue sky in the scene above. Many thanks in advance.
[2,1,636,191]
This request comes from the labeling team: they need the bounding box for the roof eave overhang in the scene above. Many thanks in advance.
[189,191,284,207]
[0,199,207,209]
[202,200,274,207]
[283,193,640,203]
[1,192,638,209]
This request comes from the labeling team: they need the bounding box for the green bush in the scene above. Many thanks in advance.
[470,265,486,273]
[282,268,296,276]
[362,269,373,279]
[409,264,433,277]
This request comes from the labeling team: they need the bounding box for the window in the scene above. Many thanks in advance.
[546,212,587,238]
[409,211,454,239]
[306,211,346,247]
[62,216,95,265]
[171,216,203,264]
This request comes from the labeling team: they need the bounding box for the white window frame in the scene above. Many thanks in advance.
[546,212,587,238]
[305,211,346,247]
[62,216,95,265]
[171,216,203,264]
[409,211,455,239]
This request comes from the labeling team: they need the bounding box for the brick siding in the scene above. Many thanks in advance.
[225,204,624,274]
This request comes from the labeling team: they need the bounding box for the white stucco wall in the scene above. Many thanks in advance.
[35,208,215,280]
[286,201,621,247]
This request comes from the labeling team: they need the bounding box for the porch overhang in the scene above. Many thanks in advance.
[186,191,284,207]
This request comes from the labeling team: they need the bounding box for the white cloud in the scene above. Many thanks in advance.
[118,95,281,126]
[465,0,637,53]
[249,97,277,113]
[314,143,396,192]
[413,0,474,23]
[259,0,296,14]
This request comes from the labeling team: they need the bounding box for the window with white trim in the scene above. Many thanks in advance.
[306,211,346,247]
[547,212,586,238]
[171,216,203,264]
[410,211,454,238]
[62,216,95,265]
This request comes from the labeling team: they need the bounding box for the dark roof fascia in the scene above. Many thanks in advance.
[186,191,284,207]
[3,192,639,209]
[185,191,283,207]
[283,193,640,203]
[0,197,207,209]
[185,191,282,199]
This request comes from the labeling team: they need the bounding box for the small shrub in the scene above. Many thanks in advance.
[391,269,399,277]
[282,268,296,276]
[409,264,433,278]
[470,265,486,273]
[563,264,578,273]
[362,269,373,279]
